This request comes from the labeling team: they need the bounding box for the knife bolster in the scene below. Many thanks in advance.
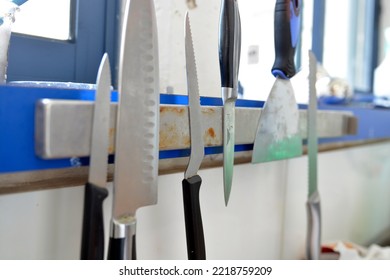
[221,87,237,103]
[306,192,321,260]
[109,217,137,260]
[110,216,136,239]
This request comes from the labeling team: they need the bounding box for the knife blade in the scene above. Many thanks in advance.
[107,0,159,260]
[218,0,241,206]
[306,50,321,260]
[80,53,111,260]
[182,12,206,260]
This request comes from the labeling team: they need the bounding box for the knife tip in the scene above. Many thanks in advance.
[224,191,231,207]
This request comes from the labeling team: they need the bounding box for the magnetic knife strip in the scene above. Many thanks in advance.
[0,85,359,193]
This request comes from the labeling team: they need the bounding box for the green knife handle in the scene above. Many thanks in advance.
[80,182,108,260]
[182,175,206,260]
[306,191,321,260]
[272,0,301,79]
[218,0,241,90]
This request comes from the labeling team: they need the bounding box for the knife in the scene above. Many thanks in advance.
[218,0,241,206]
[107,0,159,260]
[306,50,321,260]
[182,12,206,260]
[80,53,111,260]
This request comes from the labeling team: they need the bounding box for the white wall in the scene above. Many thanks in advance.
[1,142,390,259]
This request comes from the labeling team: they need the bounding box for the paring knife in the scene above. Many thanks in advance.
[252,0,302,164]
[182,12,206,260]
[107,0,159,260]
[306,50,321,260]
[80,53,111,260]
[218,0,241,206]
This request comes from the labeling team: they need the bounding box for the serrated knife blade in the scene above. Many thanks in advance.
[184,14,204,180]
[306,50,321,260]
[182,12,206,260]
[107,0,159,260]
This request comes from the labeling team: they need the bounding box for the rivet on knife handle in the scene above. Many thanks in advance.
[218,0,241,206]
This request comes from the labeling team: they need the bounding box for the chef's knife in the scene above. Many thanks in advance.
[252,0,302,163]
[107,0,159,260]
[80,53,111,260]
[306,50,321,260]
[218,0,241,206]
[182,12,206,260]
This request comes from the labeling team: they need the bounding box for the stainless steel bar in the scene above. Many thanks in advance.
[35,99,356,159]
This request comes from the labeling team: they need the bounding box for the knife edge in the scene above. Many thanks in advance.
[88,53,111,187]
[184,12,204,179]
[108,0,159,260]
[112,0,159,219]
[81,53,111,260]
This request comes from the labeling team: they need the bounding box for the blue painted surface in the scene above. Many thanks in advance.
[0,85,117,173]
[12,0,29,6]
[8,0,110,84]
[318,104,390,145]
[1,85,389,173]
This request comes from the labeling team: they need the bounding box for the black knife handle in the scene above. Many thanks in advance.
[272,0,301,79]
[107,237,126,260]
[80,182,109,260]
[107,236,136,260]
[182,175,206,260]
[107,221,137,260]
[219,0,241,89]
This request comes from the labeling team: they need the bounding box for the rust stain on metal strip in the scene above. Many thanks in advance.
[202,107,217,115]
[204,127,220,146]
[108,127,115,154]
[160,106,186,114]
[207,127,216,138]
[159,123,190,150]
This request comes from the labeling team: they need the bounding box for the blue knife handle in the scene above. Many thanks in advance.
[80,182,108,260]
[218,0,241,89]
[272,0,301,79]
[182,175,206,260]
